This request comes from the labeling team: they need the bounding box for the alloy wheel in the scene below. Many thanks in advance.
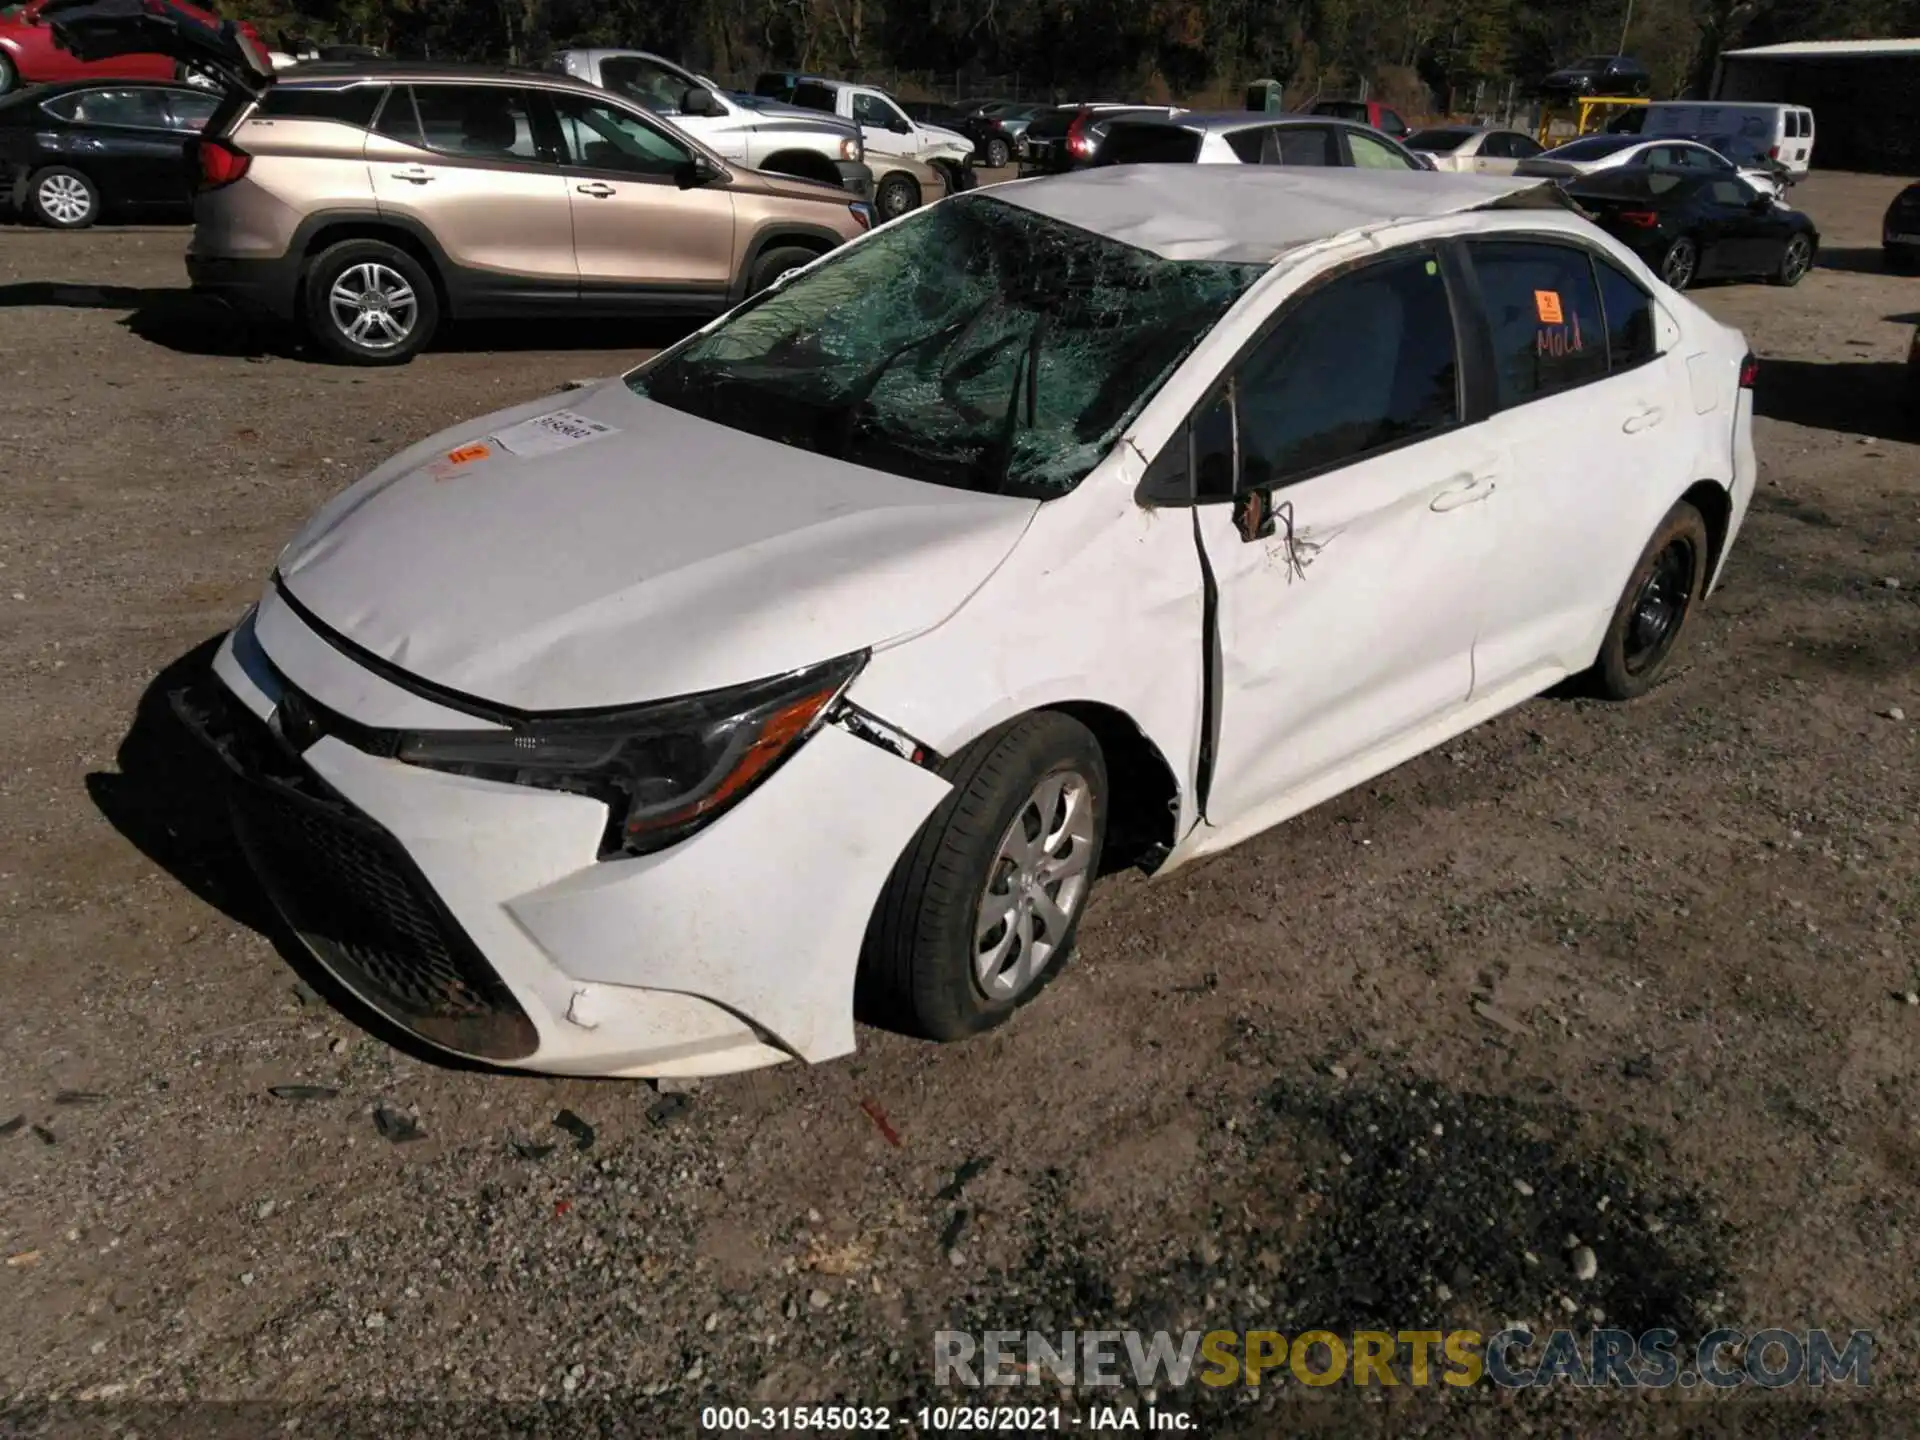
[1782,235,1811,282]
[1661,239,1696,291]
[37,173,92,226]
[973,770,1097,1002]
[327,262,419,351]
[1624,536,1696,675]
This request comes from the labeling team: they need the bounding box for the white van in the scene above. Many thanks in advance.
[1642,102,1815,176]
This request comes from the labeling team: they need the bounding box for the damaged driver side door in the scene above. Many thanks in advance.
[1182,246,1503,847]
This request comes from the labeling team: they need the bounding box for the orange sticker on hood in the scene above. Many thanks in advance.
[445,442,492,465]
[1534,290,1564,324]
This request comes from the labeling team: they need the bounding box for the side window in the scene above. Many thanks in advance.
[53,87,173,129]
[599,56,689,113]
[1380,108,1408,137]
[1468,240,1609,406]
[1347,131,1417,170]
[1234,252,1460,488]
[253,84,384,127]
[853,92,906,130]
[551,94,690,176]
[1270,126,1338,165]
[1594,256,1657,371]
[411,84,541,162]
[1225,128,1265,163]
[1511,133,1543,158]
[1708,177,1755,206]
[372,85,423,147]
[162,90,220,131]
[1480,132,1514,159]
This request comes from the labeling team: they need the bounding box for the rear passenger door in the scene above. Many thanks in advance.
[51,87,186,205]
[1193,248,1502,831]
[1263,125,1341,166]
[1461,238,1690,691]
[364,82,578,307]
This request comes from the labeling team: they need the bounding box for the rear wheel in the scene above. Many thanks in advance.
[1769,232,1813,286]
[1585,500,1710,700]
[874,172,919,220]
[860,712,1107,1041]
[0,53,17,96]
[746,244,820,295]
[27,167,99,228]
[985,137,1010,169]
[302,239,439,366]
[1658,235,1698,291]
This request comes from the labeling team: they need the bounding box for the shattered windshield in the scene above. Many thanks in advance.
[628,194,1264,498]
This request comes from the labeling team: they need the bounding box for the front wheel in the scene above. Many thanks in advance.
[1585,500,1710,700]
[0,53,18,96]
[984,137,1009,169]
[1658,235,1698,291]
[746,244,819,295]
[859,712,1107,1041]
[1769,232,1813,287]
[302,238,439,366]
[27,167,99,228]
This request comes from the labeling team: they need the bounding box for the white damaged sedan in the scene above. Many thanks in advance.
[180,166,1757,1078]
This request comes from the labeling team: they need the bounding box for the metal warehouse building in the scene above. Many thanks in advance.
[1711,38,1920,173]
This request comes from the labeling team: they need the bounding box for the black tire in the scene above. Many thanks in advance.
[860,712,1108,1041]
[0,52,17,96]
[1658,235,1698,292]
[26,166,99,229]
[1585,500,1710,700]
[1768,231,1814,287]
[746,244,820,295]
[301,238,439,366]
[984,137,1010,169]
[874,172,919,220]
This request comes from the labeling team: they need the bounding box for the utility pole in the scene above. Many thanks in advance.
[1619,0,1635,54]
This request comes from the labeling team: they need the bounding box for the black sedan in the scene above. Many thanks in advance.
[1,78,216,227]
[1568,168,1818,292]
[1884,181,1920,273]
[1536,54,1652,99]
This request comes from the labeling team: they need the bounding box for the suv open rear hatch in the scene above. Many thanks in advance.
[42,0,275,98]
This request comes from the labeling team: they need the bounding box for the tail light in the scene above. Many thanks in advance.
[198,137,251,190]
[1066,108,1095,161]
[1739,353,1759,389]
[1768,144,1780,160]
[1618,209,1659,228]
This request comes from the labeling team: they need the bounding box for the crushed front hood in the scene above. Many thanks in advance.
[275,380,1037,712]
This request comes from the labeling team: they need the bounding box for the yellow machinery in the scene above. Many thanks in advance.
[1536,94,1649,147]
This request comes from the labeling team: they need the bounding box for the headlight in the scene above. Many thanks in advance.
[839,135,863,162]
[394,653,865,858]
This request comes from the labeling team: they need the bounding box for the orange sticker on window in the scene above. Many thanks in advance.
[1534,289,1564,324]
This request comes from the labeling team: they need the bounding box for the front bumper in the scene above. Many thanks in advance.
[185,592,951,1078]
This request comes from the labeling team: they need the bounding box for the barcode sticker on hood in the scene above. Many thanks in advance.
[490,409,617,459]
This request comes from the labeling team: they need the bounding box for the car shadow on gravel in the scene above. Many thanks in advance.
[1817,247,1902,276]
[0,281,275,357]
[1752,358,1915,439]
[84,637,497,1071]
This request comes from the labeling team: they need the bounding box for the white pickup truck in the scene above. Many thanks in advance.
[551,49,877,198]
[770,77,979,218]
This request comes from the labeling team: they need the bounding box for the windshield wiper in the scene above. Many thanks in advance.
[828,299,994,459]
[970,315,1047,493]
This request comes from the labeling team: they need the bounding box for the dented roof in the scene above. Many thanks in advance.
[988,165,1571,263]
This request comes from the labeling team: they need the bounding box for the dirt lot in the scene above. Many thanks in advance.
[1,172,1916,1436]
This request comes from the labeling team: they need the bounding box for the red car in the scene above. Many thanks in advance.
[0,0,258,94]
[1305,97,1413,141]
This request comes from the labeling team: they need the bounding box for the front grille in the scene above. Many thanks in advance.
[180,682,539,1062]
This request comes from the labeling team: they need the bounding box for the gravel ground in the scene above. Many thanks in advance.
[1,172,1916,1436]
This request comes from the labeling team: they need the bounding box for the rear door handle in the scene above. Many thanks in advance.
[391,167,434,184]
[1430,475,1497,512]
[576,182,616,198]
[1622,406,1665,434]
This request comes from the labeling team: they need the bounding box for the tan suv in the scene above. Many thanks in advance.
[43,0,875,364]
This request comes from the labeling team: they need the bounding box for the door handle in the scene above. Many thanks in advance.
[1429,475,1497,512]
[391,167,434,184]
[576,182,616,198]
[1622,406,1665,434]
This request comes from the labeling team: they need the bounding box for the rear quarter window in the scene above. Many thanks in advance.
[254,85,385,128]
